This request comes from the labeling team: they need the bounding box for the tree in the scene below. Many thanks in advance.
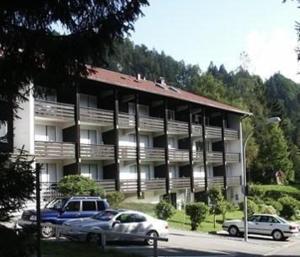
[106,192,125,208]
[58,175,104,197]
[154,200,175,220]
[208,187,225,227]
[185,202,208,231]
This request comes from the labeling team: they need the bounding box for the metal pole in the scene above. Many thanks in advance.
[36,163,41,257]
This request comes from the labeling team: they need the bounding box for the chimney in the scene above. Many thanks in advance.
[136,73,141,80]
[156,77,166,86]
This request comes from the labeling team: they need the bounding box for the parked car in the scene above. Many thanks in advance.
[61,209,169,245]
[222,214,299,240]
[18,196,109,238]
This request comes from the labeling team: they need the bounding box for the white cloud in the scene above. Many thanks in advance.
[246,28,300,82]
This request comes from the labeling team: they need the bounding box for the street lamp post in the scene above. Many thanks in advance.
[242,116,281,242]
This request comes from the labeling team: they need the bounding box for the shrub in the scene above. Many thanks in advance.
[58,175,104,196]
[249,185,266,199]
[264,198,283,214]
[106,192,125,208]
[239,199,258,216]
[155,200,175,220]
[278,196,300,219]
[258,204,277,214]
[185,202,209,231]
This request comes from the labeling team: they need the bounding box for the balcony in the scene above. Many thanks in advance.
[140,147,165,162]
[35,100,74,122]
[169,148,189,162]
[141,178,166,191]
[140,116,164,132]
[119,146,136,160]
[120,179,137,192]
[170,177,191,190]
[206,151,223,163]
[35,141,75,159]
[80,144,114,160]
[192,124,202,137]
[224,128,239,140]
[193,151,203,163]
[205,126,222,140]
[208,176,224,188]
[194,177,205,190]
[96,179,115,192]
[80,107,113,126]
[119,112,135,129]
[168,120,188,135]
[226,153,240,163]
[227,176,242,187]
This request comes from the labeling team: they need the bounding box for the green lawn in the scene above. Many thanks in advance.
[119,202,243,233]
[41,240,141,257]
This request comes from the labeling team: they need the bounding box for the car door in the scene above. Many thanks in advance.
[258,216,279,235]
[81,200,98,218]
[112,213,140,240]
[58,200,81,223]
[247,215,261,234]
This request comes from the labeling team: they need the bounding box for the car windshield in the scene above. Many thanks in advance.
[92,210,119,221]
[45,198,68,210]
[276,216,288,224]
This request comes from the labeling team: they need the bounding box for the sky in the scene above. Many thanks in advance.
[130,0,300,82]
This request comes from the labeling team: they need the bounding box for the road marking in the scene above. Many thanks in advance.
[263,240,298,256]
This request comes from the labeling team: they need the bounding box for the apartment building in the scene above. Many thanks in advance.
[1,67,248,206]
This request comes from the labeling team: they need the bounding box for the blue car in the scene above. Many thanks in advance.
[18,196,109,238]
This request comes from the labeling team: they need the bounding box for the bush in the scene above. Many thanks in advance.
[278,196,300,219]
[239,199,258,216]
[155,200,175,220]
[106,192,125,208]
[58,175,104,196]
[185,202,209,231]
[258,204,277,214]
[264,198,283,214]
[249,185,266,199]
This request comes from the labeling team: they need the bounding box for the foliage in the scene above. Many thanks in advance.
[58,175,104,197]
[185,202,209,231]
[0,149,35,220]
[239,199,259,216]
[154,200,175,220]
[0,226,35,257]
[264,198,283,214]
[106,192,125,208]
[258,204,277,215]
[278,196,300,219]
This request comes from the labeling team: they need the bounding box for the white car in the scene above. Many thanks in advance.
[61,209,168,245]
[223,214,299,240]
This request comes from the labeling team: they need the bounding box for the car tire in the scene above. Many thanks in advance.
[228,225,239,237]
[87,233,101,244]
[41,224,55,238]
[145,230,159,246]
[272,230,284,241]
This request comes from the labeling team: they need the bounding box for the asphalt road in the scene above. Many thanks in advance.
[107,229,300,257]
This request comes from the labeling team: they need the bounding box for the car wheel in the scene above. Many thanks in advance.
[145,230,159,246]
[272,230,284,241]
[87,233,101,244]
[41,225,55,238]
[228,225,239,237]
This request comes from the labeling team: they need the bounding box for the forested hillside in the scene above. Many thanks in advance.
[98,39,300,184]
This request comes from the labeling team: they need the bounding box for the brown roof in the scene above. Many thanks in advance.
[87,67,250,116]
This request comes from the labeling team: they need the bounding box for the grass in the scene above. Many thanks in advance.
[119,202,243,233]
[253,184,300,194]
[41,240,141,257]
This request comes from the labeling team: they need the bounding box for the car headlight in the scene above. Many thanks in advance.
[29,215,37,221]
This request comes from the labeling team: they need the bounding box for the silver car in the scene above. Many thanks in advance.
[223,214,299,240]
[62,209,169,245]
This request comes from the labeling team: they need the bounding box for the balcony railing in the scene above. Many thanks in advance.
[193,151,203,163]
[119,112,135,129]
[206,151,223,163]
[206,126,222,139]
[35,100,74,122]
[80,144,114,160]
[226,153,240,163]
[227,176,242,187]
[139,116,164,132]
[119,146,136,160]
[170,177,191,190]
[141,178,166,191]
[96,179,116,192]
[194,177,205,190]
[192,124,202,137]
[208,176,224,188]
[120,179,137,192]
[168,120,189,135]
[169,148,189,162]
[80,107,113,126]
[224,128,239,140]
[35,141,75,159]
[140,147,165,161]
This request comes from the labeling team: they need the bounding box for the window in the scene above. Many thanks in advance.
[132,214,146,222]
[81,164,98,180]
[65,201,80,212]
[0,121,8,143]
[39,163,57,183]
[80,94,97,108]
[80,129,97,144]
[97,201,106,211]
[167,109,175,120]
[35,87,57,102]
[116,213,131,223]
[35,125,56,142]
[82,201,96,211]
[140,135,149,147]
[248,216,260,222]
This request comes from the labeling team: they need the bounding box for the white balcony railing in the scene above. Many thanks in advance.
[206,151,223,163]
[224,128,239,140]
[208,176,224,188]
[193,151,203,163]
[169,148,189,162]
[192,124,202,136]
[35,141,75,159]
[139,116,164,132]
[226,153,240,163]
[206,126,222,139]
[80,107,113,126]
[170,177,191,190]
[227,176,242,187]
[194,177,205,189]
[119,146,136,160]
[80,144,114,160]
[168,120,189,135]
[119,112,135,129]
[96,179,116,192]
[140,147,165,161]
[141,178,166,191]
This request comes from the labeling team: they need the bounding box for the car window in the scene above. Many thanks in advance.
[248,216,260,222]
[268,217,279,223]
[46,198,68,210]
[65,201,80,212]
[132,214,146,222]
[97,200,106,211]
[93,210,118,221]
[259,216,273,223]
[116,214,134,223]
[82,201,96,211]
